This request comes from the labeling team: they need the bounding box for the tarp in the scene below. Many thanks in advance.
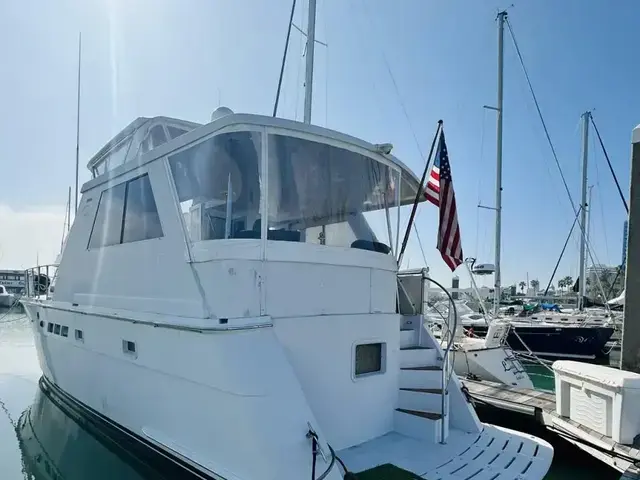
[540,303,562,312]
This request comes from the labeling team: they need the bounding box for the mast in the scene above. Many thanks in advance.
[493,11,507,315]
[303,0,317,124]
[74,33,82,214]
[578,111,590,310]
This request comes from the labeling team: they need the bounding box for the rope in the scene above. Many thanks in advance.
[510,328,554,374]
[0,295,25,322]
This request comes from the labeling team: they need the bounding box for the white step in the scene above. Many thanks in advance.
[400,329,417,348]
[399,366,442,390]
[393,408,448,443]
[398,388,447,413]
[399,346,437,368]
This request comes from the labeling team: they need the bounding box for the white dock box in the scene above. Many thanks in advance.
[554,360,640,445]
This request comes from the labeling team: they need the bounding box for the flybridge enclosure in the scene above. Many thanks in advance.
[82,112,424,206]
[87,116,201,178]
[80,111,425,255]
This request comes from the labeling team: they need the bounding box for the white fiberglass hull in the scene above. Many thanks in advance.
[24,301,342,480]
[450,338,534,389]
[24,300,552,480]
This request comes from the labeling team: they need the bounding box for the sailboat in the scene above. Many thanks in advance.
[464,13,615,361]
[21,3,553,478]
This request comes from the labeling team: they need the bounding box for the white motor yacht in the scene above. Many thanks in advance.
[22,110,553,479]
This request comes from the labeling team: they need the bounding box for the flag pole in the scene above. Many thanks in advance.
[397,120,443,267]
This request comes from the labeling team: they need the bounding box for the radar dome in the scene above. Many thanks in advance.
[210,106,234,122]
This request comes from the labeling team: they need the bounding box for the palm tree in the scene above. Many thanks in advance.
[558,279,566,294]
[519,281,526,293]
[564,276,574,293]
[530,279,540,293]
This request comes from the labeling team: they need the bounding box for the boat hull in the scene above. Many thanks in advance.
[467,325,615,360]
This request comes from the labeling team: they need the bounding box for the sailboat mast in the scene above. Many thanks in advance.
[578,111,591,310]
[74,32,82,214]
[493,11,507,315]
[303,0,317,124]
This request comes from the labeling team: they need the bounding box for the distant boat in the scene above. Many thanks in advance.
[0,284,16,308]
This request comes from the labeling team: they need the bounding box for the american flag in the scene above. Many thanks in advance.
[424,132,463,271]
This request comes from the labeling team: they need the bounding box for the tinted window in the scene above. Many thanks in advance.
[149,125,167,149]
[355,343,384,376]
[88,183,126,248]
[122,175,163,243]
[88,174,162,248]
[167,126,188,139]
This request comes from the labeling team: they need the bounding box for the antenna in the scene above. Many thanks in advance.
[74,32,82,215]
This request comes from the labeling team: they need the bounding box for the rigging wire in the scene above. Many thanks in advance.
[591,131,611,263]
[506,18,611,303]
[357,0,425,160]
[505,18,577,214]
[591,115,629,214]
[413,221,429,268]
[294,0,305,121]
[543,207,581,296]
[272,0,298,117]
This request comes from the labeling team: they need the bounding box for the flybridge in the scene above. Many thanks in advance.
[87,116,201,178]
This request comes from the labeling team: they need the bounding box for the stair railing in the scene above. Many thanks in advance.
[397,269,458,444]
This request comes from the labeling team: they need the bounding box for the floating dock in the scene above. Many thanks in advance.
[462,378,640,478]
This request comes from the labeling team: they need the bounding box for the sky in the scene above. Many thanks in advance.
[0,0,637,290]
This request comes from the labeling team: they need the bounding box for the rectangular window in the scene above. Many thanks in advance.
[54,324,61,335]
[355,343,384,376]
[88,183,127,248]
[61,326,69,337]
[121,175,164,243]
[88,174,163,248]
[75,329,84,341]
[47,323,53,333]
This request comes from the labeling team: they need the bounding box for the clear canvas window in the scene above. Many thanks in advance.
[267,134,400,252]
[169,131,262,242]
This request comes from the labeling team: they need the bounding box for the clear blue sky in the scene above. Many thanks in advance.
[0,0,636,287]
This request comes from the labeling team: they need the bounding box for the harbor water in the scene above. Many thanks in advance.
[0,311,621,479]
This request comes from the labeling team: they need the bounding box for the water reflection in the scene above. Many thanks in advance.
[14,380,197,480]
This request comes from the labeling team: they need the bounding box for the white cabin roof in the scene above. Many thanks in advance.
[87,116,201,177]
[82,111,423,199]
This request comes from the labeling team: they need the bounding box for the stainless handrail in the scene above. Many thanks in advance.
[398,269,457,444]
[423,275,457,444]
[23,264,59,300]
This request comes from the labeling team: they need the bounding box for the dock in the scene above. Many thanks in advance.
[462,378,640,478]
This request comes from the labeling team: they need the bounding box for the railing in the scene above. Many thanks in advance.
[24,264,59,300]
[397,269,458,444]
